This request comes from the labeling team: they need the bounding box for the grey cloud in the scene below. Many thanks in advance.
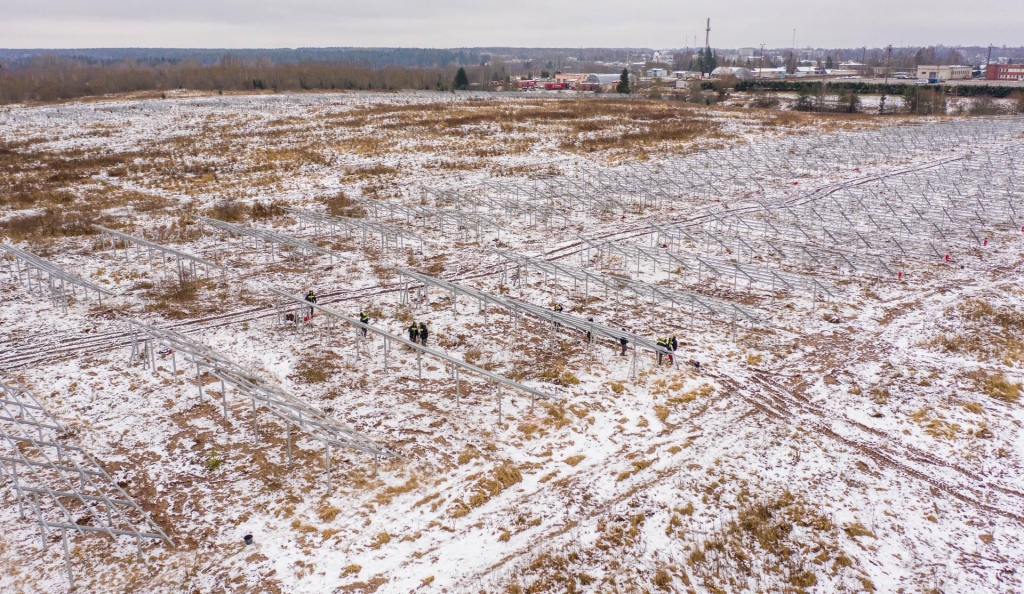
[1,1,1021,48]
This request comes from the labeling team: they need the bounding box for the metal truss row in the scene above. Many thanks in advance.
[93,225,227,281]
[577,235,838,301]
[284,207,431,252]
[652,222,896,279]
[490,250,764,329]
[197,216,339,263]
[355,197,505,241]
[0,243,114,313]
[690,145,1024,279]
[267,286,556,423]
[0,379,174,588]
[394,268,672,379]
[455,183,573,227]
[121,316,395,494]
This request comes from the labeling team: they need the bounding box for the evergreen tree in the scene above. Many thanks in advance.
[785,52,798,74]
[706,48,716,72]
[616,68,630,94]
[826,56,834,69]
[453,67,469,90]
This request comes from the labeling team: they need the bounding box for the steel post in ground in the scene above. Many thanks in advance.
[220,379,228,419]
[35,493,46,551]
[287,424,293,467]
[13,465,23,518]
[325,444,332,496]
[62,529,74,590]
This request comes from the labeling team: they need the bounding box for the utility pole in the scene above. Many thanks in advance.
[986,45,993,85]
[702,18,712,77]
[884,44,893,84]
[759,43,765,80]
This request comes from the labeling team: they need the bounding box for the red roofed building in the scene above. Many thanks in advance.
[987,63,1024,81]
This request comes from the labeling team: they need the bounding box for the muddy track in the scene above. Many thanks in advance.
[764,372,1024,501]
[719,372,1024,525]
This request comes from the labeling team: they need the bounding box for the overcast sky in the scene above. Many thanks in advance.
[1,0,1020,49]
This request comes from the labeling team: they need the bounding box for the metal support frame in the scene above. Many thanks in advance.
[491,249,764,328]
[394,267,672,369]
[121,316,396,491]
[197,216,339,263]
[93,225,228,282]
[266,286,557,417]
[0,244,114,313]
[283,207,431,253]
[0,379,174,588]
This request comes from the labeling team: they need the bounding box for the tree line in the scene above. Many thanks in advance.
[0,56,494,103]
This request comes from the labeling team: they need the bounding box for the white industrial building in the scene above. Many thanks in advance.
[710,66,753,80]
[916,65,973,81]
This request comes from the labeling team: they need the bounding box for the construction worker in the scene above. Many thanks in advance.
[359,310,370,337]
[656,337,668,365]
[620,329,629,356]
[419,322,429,346]
[408,322,419,344]
[669,336,678,366]
[586,317,594,342]
[553,303,563,329]
[305,290,317,318]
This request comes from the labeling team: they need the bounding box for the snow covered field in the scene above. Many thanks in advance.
[1,91,1023,593]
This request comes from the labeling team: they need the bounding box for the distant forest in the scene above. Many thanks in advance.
[0,48,632,103]
[0,45,1021,104]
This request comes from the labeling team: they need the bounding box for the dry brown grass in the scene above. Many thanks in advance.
[931,299,1024,364]
[325,191,367,218]
[0,207,100,240]
[142,277,223,319]
[968,371,1021,403]
[291,353,341,384]
[685,491,849,592]
[451,462,522,517]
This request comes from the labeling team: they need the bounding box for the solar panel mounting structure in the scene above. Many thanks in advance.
[490,250,763,339]
[432,184,572,228]
[511,174,580,211]
[576,234,839,303]
[121,316,395,493]
[519,175,630,216]
[93,225,228,282]
[283,207,430,253]
[394,268,673,379]
[267,286,556,424]
[652,220,895,280]
[0,243,114,313]
[0,379,174,588]
[197,215,339,264]
[682,138,1024,279]
[355,197,505,242]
